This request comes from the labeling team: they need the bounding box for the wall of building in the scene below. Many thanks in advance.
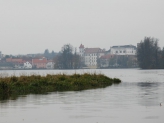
[110,46,136,55]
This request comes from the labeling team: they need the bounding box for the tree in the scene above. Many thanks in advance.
[44,49,50,59]
[55,44,81,69]
[51,50,56,58]
[137,37,160,69]
[44,49,56,59]
[108,55,136,68]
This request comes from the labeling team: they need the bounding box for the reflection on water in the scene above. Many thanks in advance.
[0,69,164,123]
[137,82,163,107]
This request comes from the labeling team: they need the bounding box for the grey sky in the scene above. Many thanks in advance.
[0,0,164,55]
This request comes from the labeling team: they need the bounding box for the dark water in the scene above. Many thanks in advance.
[0,69,164,123]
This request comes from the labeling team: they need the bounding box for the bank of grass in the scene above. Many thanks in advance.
[0,73,121,100]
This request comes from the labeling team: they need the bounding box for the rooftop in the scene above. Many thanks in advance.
[111,45,137,49]
[85,48,104,53]
[79,44,84,48]
[100,54,115,59]
[32,58,47,63]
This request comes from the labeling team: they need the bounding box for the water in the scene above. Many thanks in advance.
[0,69,164,123]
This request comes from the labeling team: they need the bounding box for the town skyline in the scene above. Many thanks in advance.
[0,41,163,55]
[1,43,138,56]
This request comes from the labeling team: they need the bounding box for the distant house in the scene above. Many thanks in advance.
[0,62,13,70]
[46,60,55,69]
[6,58,24,64]
[79,44,105,68]
[110,45,137,56]
[14,64,24,69]
[99,54,115,68]
[24,61,32,69]
[32,57,47,69]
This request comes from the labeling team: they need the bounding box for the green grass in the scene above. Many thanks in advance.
[0,73,121,101]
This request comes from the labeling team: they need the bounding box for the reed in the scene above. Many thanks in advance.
[0,73,121,100]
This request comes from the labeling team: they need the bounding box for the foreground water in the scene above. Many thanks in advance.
[0,69,164,123]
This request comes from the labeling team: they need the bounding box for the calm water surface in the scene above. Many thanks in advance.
[0,69,164,123]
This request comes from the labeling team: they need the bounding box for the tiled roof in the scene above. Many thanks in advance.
[48,60,53,62]
[6,58,23,63]
[100,54,115,59]
[111,45,136,49]
[22,58,32,63]
[79,44,84,48]
[32,58,47,63]
[84,48,104,53]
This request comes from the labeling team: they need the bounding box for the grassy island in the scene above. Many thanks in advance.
[0,73,121,100]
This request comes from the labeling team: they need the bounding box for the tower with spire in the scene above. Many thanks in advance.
[79,44,85,57]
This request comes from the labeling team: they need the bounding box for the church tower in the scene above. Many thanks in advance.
[79,44,84,57]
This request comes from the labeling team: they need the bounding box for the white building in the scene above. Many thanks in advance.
[24,61,32,69]
[79,44,105,68]
[46,61,55,69]
[110,45,137,55]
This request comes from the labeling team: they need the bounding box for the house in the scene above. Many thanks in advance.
[98,54,115,68]
[14,64,24,69]
[0,62,13,70]
[32,57,47,69]
[6,58,24,64]
[46,60,55,69]
[24,61,32,69]
[110,45,137,56]
[79,44,105,68]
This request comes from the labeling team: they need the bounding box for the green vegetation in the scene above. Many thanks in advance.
[0,73,121,101]
[137,37,164,69]
[108,55,138,68]
[54,44,81,69]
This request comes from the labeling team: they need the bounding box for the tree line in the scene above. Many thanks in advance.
[54,44,81,69]
[44,49,56,59]
[137,37,164,69]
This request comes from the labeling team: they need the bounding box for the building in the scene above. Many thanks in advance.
[110,45,137,56]
[79,44,85,57]
[46,60,55,69]
[79,44,105,68]
[24,61,32,69]
[6,58,24,64]
[32,57,47,69]
[98,54,115,68]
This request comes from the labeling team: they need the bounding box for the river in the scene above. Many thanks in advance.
[0,69,164,123]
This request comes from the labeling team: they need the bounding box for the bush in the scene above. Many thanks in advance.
[0,73,121,101]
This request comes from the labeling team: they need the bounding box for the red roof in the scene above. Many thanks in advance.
[32,58,47,64]
[85,48,104,53]
[79,44,84,48]
[100,54,115,59]
[6,58,23,63]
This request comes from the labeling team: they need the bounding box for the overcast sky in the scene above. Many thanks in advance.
[0,0,164,55]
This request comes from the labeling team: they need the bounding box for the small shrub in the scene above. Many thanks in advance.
[113,78,121,84]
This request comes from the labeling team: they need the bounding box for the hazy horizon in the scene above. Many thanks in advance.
[0,0,164,55]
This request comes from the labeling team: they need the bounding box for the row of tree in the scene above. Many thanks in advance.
[137,37,164,69]
[108,55,138,68]
[54,44,81,69]
[44,49,56,59]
